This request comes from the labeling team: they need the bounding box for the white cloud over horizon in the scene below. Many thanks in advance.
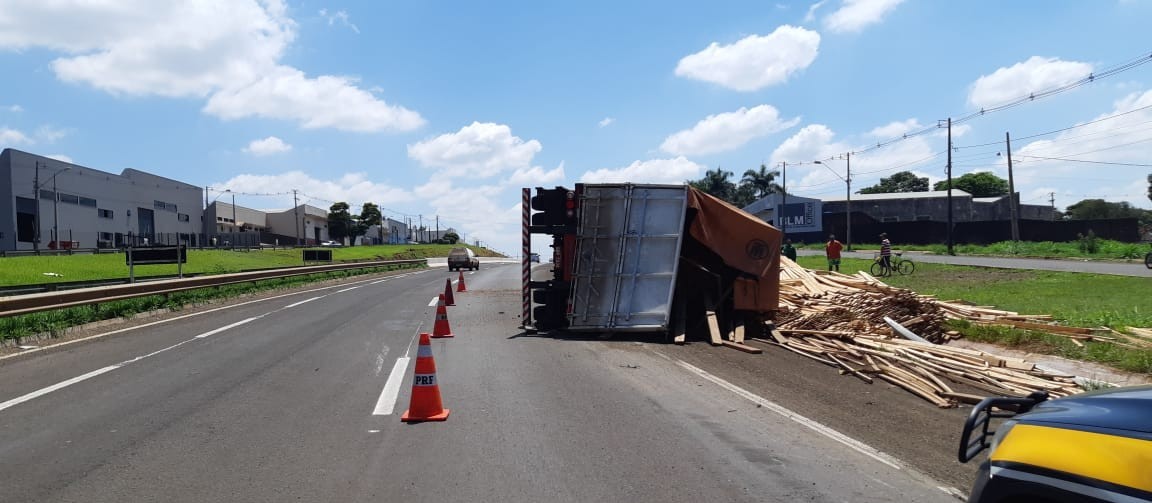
[580,157,706,184]
[0,0,423,133]
[823,0,907,34]
[660,105,800,156]
[675,25,820,92]
[0,127,33,145]
[408,122,543,178]
[968,56,1094,109]
[243,136,293,156]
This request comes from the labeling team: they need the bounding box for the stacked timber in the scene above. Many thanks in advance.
[768,257,1088,407]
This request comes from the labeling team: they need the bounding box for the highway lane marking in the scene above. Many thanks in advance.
[372,357,410,416]
[0,366,118,413]
[427,296,440,307]
[671,359,904,470]
[0,272,409,363]
[195,316,265,339]
[282,296,324,309]
[336,286,363,293]
[371,328,424,416]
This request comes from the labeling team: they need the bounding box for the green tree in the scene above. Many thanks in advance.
[689,168,737,202]
[1064,199,1147,220]
[1147,173,1151,203]
[442,231,460,244]
[933,172,1009,197]
[360,202,383,244]
[740,164,784,199]
[858,171,929,194]
[327,202,355,244]
[731,184,758,208]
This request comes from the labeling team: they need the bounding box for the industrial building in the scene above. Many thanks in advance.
[1,148,204,251]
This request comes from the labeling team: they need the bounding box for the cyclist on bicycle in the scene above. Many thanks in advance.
[879,233,892,275]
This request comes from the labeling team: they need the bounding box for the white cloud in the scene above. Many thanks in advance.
[203,66,424,132]
[674,25,820,92]
[215,171,414,210]
[1015,89,1152,208]
[35,125,68,143]
[660,105,800,156]
[0,0,421,132]
[7,105,23,113]
[319,8,359,34]
[823,0,907,34]
[580,157,705,184]
[598,117,615,128]
[805,1,827,22]
[0,127,32,145]
[968,56,1094,109]
[243,136,293,156]
[46,154,74,163]
[769,121,939,198]
[408,122,542,178]
[508,163,566,186]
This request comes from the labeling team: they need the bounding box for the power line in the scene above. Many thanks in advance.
[1015,155,1152,167]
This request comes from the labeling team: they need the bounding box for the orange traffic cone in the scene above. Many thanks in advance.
[401,333,449,422]
[443,278,456,307]
[456,271,467,292]
[431,294,454,338]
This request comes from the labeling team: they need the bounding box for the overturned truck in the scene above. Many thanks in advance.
[522,184,782,343]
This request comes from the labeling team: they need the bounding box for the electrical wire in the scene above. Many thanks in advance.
[1015,155,1152,167]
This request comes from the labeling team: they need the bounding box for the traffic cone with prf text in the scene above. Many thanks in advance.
[401,333,449,422]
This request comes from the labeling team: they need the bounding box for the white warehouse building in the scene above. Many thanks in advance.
[0,148,204,251]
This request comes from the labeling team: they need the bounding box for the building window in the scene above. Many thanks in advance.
[99,232,113,241]
[98,209,114,219]
[58,193,79,205]
[217,217,224,222]
[40,189,55,200]
[178,213,190,222]
[78,196,97,208]
[154,200,177,212]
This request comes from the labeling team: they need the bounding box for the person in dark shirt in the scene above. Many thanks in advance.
[782,238,797,262]
[879,233,892,275]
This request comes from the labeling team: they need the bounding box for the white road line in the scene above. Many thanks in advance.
[195,316,264,339]
[427,296,439,307]
[0,365,118,413]
[372,357,410,416]
[673,359,904,470]
[336,286,362,293]
[283,296,324,309]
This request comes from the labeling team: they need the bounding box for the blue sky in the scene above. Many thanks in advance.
[2,0,1151,254]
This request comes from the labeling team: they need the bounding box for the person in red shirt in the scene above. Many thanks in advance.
[825,234,843,271]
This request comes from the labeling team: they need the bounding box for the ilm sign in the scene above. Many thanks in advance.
[776,201,822,233]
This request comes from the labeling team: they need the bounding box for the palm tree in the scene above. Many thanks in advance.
[690,168,736,202]
[741,164,784,199]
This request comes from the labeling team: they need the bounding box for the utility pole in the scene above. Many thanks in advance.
[418,214,423,243]
[292,189,300,246]
[33,162,40,251]
[52,169,61,246]
[845,152,852,251]
[1005,132,1020,241]
[1049,192,1056,220]
[945,118,954,256]
[435,215,439,242]
[779,161,788,237]
[230,191,237,249]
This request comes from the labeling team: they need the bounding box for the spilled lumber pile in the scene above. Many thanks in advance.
[767,258,1086,407]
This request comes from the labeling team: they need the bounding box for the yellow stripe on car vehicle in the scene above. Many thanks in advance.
[991,424,1152,492]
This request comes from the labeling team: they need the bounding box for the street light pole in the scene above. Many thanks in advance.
[33,162,40,251]
[815,155,852,250]
[779,161,787,237]
[230,190,237,249]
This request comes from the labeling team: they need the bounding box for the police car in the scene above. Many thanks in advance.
[958,385,1152,502]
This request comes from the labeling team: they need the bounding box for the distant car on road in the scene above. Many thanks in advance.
[530,253,541,263]
[320,240,342,247]
[448,247,479,271]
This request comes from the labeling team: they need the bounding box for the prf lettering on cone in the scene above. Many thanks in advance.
[443,277,456,306]
[432,294,454,338]
[401,333,449,422]
[456,271,467,292]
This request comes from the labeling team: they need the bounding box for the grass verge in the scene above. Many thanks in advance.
[0,244,491,286]
[795,255,1152,374]
[0,264,419,343]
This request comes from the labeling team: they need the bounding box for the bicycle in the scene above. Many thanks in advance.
[871,252,915,277]
[1145,250,1151,269]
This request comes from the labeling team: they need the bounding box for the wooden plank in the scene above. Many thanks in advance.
[940,392,988,405]
[720,340,763,354]
[733,314,746,344]
[672,288,686,345]
[706,310,722,346]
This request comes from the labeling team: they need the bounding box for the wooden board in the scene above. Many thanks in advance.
[720,340,763,354]
[706,310,722,346]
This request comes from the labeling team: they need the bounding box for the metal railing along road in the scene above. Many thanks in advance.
[0,259,426,318]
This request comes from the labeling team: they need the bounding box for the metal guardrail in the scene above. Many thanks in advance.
[0,259,426,318]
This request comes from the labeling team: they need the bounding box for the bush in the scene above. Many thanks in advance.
[1077,230,1100,254]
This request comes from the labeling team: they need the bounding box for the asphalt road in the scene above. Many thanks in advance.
[0,264,962,502]
[798,248,1152,277]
